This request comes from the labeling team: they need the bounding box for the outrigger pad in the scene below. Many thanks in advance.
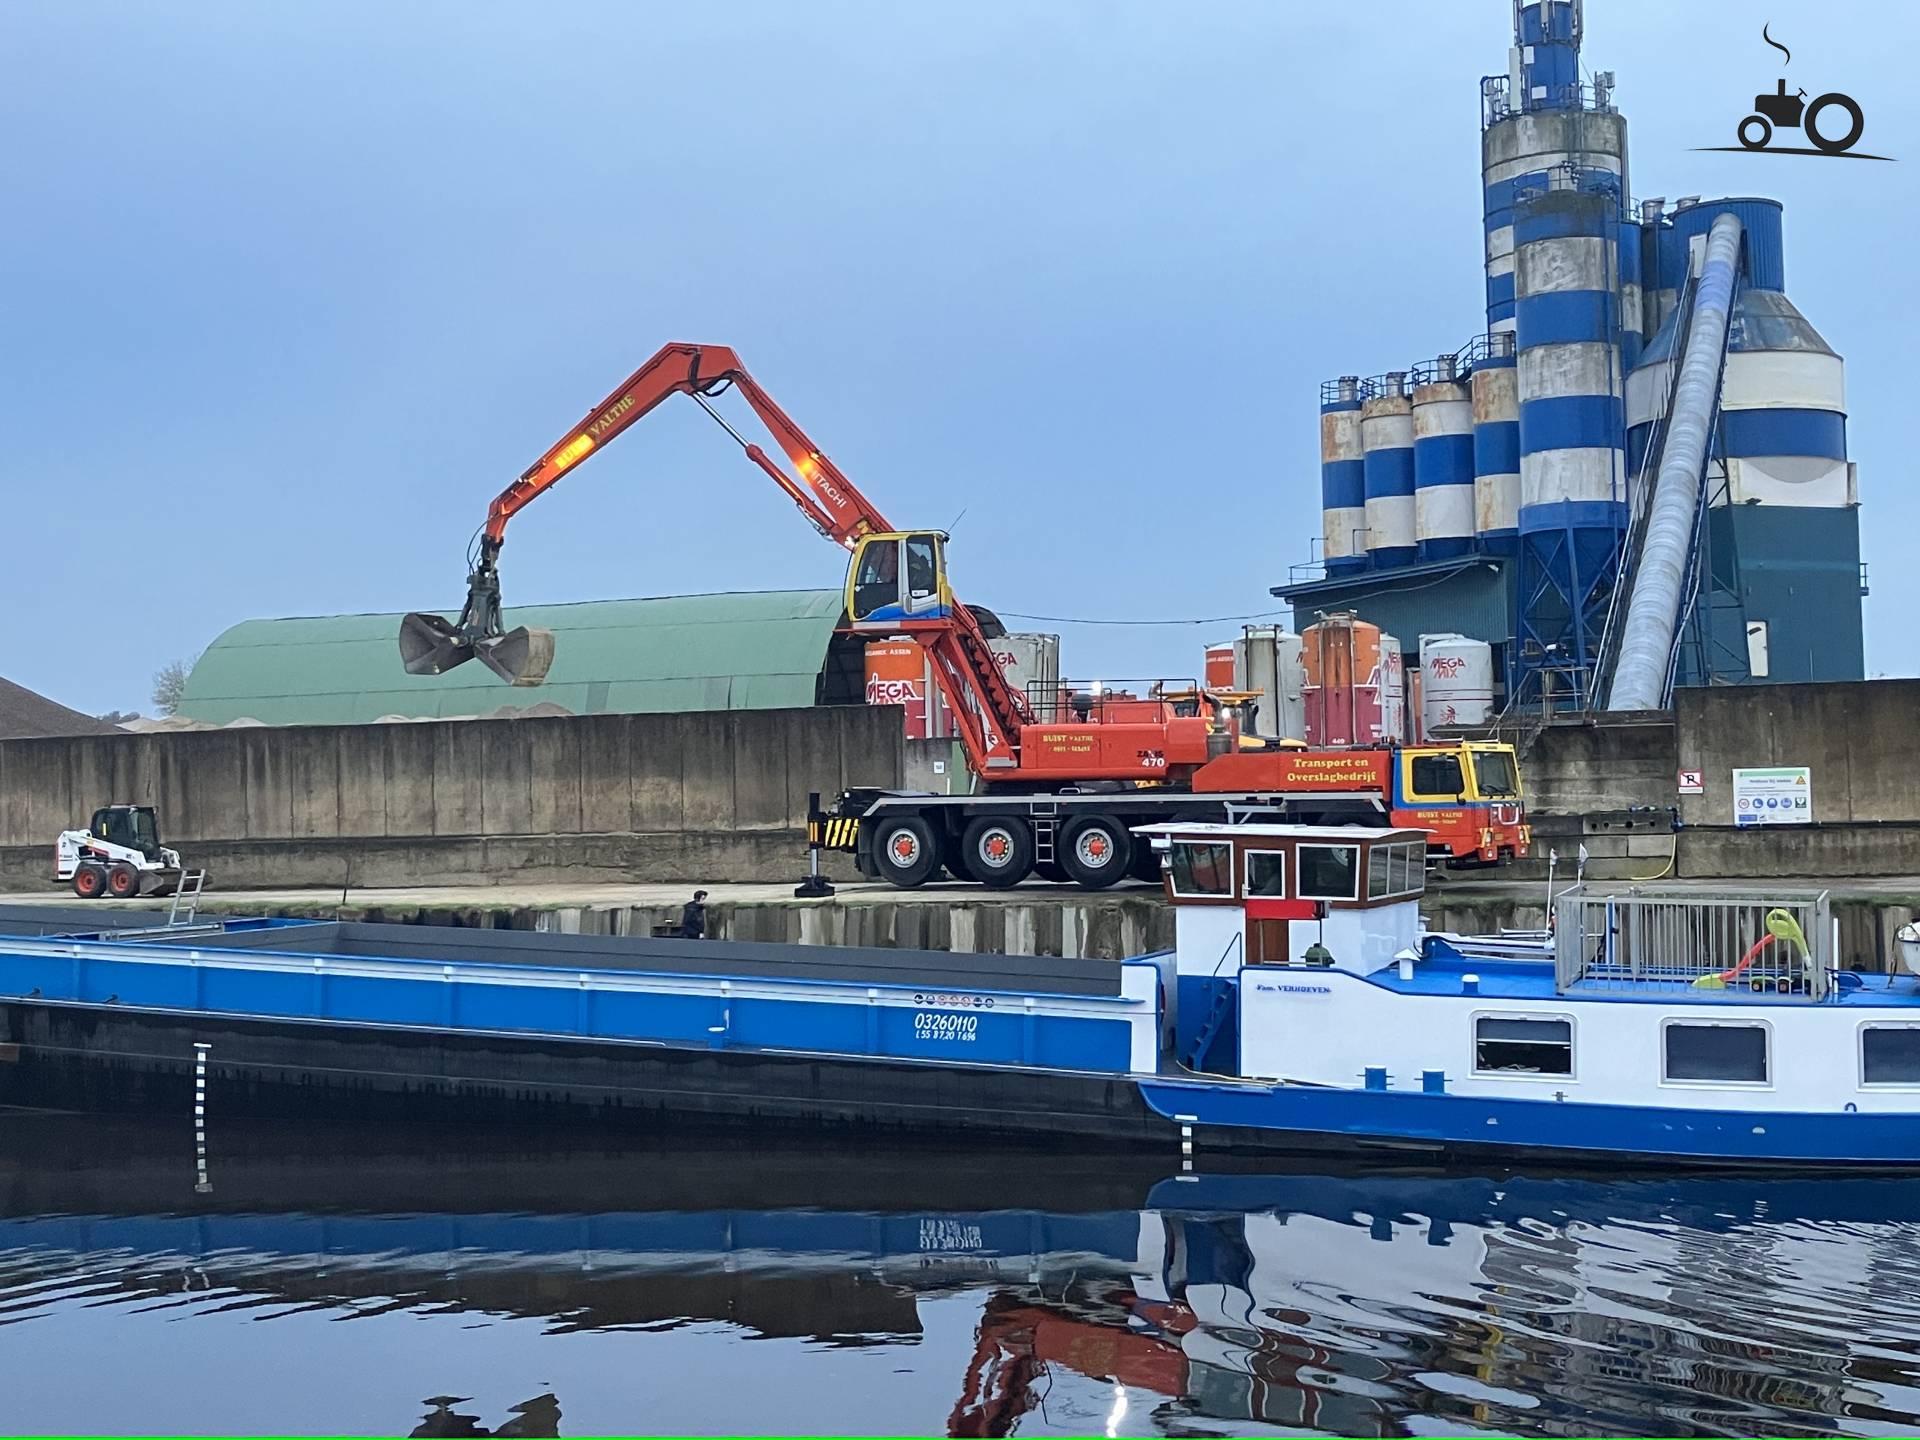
[399,612,476,676]
[475,626,556,687]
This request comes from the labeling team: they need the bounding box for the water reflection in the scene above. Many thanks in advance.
[4,1112,1920,1435]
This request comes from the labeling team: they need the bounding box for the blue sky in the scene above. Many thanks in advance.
[5,1,1914,715]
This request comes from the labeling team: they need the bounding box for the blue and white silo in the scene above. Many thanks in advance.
[1320,376,1368,575]
[1512,184,1627,686]
[1624,196,1862,680]
[1412,358,1475,560]
[1361,374,1417,568]
[1481,3,1626,338]
[1471,332,1520,554]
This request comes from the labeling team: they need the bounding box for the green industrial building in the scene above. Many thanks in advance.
[177,590,868,728]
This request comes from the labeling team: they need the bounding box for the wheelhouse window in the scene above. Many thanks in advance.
[1169,841,1234,898]
[1367,840,1423,900]
[1862,1025,1920,1085]
[1244,850,1286,897]
[1296,844,1359,902]
[1664,1022,1770,1085]
[1474,1016,1573,1077]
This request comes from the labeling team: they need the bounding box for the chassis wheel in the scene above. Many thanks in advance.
[1059,814,1134,890]
[72,863,107,899]
[1127,843,1163,884]
[872,816,940,888]
[961,816,1034,889]
[107,863,142,898]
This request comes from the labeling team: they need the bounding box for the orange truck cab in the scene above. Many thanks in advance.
[1191,739,1528,863]
[1389,740,1529,863]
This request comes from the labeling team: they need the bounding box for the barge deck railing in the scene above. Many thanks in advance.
[1553,886,1835,1000]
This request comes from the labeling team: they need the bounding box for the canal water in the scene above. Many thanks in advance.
[6,1112,1920,1436]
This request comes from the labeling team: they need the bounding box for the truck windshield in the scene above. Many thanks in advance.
[1474,752,1519,798]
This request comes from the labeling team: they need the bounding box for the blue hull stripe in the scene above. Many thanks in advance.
[0,941,1144,1076]
[1137,1079,1920,1166]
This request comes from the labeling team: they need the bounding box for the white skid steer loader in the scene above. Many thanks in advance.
[55,804,192,899]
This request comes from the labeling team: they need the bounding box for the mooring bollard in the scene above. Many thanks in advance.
[192,1042,211,1194]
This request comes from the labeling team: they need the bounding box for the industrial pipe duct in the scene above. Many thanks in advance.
[1606,212,1744,712]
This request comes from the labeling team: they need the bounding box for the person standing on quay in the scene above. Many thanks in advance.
[679,890,709,939]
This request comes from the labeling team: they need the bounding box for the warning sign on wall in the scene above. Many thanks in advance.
[1677,770,1704,795]
[1732,767,1812,826]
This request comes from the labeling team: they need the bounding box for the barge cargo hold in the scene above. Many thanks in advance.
[7,818,1920,1168]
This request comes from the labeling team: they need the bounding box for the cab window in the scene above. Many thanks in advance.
[905,536,938,598]
[851,541,900,619]
[1474,750,1520,798]
[1410,752,1465,799]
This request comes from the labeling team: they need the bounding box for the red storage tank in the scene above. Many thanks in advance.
[1203,642,1236,690]
[1302,613,1406,746]
[864,639,952,740]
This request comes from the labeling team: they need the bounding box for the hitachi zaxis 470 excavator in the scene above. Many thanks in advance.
[401,343,1528,890]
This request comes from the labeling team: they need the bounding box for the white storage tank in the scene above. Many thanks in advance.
[1419,633,1495,730]
[1233,625,1307,740]
[993,632,1061,713]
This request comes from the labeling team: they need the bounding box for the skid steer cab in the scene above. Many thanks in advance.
[55,804,188,899]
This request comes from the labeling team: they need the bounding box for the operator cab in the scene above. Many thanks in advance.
[845,531,955,630]
[91,804,162,859]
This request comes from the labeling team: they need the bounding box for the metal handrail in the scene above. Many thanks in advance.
[1553,885,1835,1001]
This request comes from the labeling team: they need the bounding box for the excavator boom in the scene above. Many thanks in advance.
[398,343,892,686]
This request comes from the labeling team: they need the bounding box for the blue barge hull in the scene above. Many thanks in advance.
[0,915,1177,1148]
[6,913,1920,1168]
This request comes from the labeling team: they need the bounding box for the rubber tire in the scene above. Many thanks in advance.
[1127,844,1163,885]
[961,816,1034,889]
[72,863,107,899]
[106,863,141,898]
[1059,814,1134,890]
[1737,113,1771,150]
[872,816,940,889]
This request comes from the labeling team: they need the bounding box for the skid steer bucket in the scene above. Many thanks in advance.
[143,868,185,898]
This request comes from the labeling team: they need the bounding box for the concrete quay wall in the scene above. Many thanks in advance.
[0,707,902,889]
